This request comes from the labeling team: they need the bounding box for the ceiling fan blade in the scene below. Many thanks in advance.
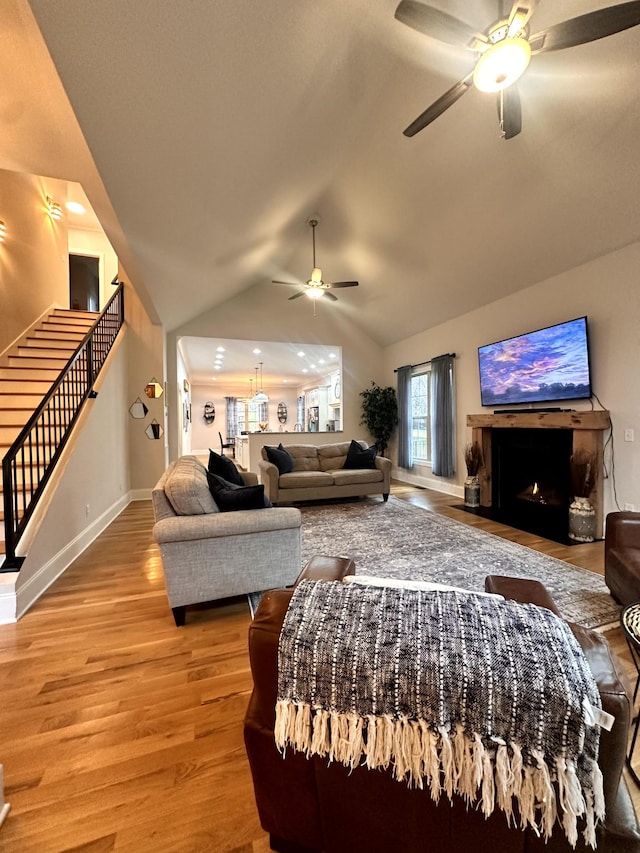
[288,291,306,300]
[394,1,486,48]
[327,281,359,288]
[403,73,473,137]
[324,292,339,302]
[507,1,539,35]
[530,1,640,54]
[272,279,302,287]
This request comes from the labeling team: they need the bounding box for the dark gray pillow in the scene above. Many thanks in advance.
[343,439,377,470]
[207,471,272,509]
[208,448,244,486]
[206,471,268,512]
[264,443,293,475]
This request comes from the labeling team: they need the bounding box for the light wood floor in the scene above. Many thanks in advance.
[0,484,637,851]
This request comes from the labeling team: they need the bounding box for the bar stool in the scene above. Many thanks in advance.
[622,602,640,785]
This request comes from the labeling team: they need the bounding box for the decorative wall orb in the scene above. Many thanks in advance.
[204,401,216,424]
[277,402,288,424]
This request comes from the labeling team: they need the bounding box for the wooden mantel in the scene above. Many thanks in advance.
[467,410,610,431]
[466,410,611,538]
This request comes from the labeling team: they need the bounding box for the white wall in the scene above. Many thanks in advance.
[0,168,68,356]
[15,334,130,617]
[167,280,383,460]
[383,240,640,514]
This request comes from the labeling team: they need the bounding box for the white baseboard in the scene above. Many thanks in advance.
[393,467,463,499]
[0,574,18,625]
[15,494,130,620]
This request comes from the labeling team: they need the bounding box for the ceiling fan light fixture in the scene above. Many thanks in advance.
[305,286,325,300]
[473,37,531,93]
[310,267,323,284]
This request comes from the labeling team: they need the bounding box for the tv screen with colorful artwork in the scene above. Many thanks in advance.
[478,317,592,407]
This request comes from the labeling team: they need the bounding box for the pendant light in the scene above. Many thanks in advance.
[252,363,269,404]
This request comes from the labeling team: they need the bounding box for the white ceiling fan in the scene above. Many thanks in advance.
[272,218,359,304]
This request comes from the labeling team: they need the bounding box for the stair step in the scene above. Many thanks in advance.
[22,338,82,351]
[16,348,78,362]
[33,328,86,341]
[0,378,55,393]
[8,355,69,369]
[39,321,93,334]
[0,366,61,381]
[51,309,99,322]
[0,392,48,408]
[0,425,25,443]
[0,410,33,425]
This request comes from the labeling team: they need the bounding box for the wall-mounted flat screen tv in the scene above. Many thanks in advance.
[478,317,592,407]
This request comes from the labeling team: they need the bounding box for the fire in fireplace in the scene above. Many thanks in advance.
[492,428,574,543]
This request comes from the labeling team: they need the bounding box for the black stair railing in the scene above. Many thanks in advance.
[1,284,124,570]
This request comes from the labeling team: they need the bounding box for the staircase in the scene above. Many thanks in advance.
[0,309,98,565]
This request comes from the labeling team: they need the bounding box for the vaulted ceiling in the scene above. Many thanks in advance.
[8,1,640,346]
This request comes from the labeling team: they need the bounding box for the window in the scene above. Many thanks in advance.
[236,400,267,433]
[411,370,431,463]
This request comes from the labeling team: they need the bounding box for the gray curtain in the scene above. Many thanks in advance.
[225,397,237,438]
[430,355,455,477]
[397,365,413,469]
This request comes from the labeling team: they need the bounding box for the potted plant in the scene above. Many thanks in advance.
[568,449,597,542]
[360,383,398,459]
[463,442,483,508]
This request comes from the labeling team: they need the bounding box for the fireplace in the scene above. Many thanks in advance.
[491,428,573,541]
[466,410,609,543]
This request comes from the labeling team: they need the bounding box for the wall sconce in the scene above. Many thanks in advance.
[46,196,62,220]
[0,221,5,243]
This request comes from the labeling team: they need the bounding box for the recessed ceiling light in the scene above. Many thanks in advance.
[302,368,308,373]
[214,365,221,370]
[253,348,261,354]
[66,201,86,215]
[310,364,316,369]
[297,351,305,357]
[216,346,225,353]
[283,379,288,383]
[329,353,336,359]
[211,377,217,381]
[319,359,325,365]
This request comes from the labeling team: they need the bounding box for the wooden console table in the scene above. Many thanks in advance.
[466,410,611,536]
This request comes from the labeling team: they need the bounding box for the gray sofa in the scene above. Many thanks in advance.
[151,455,302,625]
[258,440,391,505]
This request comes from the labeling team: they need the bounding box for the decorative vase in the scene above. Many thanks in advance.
[464,475,480,509]
[568,496,597,543]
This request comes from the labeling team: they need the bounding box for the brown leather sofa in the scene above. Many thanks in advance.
[605,511,640,606]
[244,560,640,853]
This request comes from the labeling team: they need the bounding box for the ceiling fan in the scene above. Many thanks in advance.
[395,0,640,139]
[272,218,359,303]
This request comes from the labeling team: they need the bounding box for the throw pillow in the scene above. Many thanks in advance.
[264,443,294,475]
[208,448,244,486]
[343,439,377,470]
[164,456,219,515]
[343,575,504,600]
[207,471,271,512]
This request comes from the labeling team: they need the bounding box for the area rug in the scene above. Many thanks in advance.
[293,497,618,630]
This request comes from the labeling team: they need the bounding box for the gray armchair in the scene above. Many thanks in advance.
[152,456,302,625]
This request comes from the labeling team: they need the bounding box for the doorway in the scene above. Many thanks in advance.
[69,254,100,311]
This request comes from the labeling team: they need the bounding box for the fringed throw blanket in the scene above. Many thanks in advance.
[275,579,606,849]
